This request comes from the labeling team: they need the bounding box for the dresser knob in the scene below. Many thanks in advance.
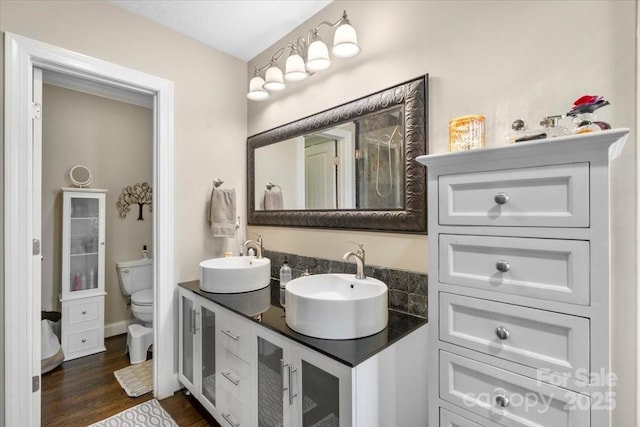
[495,394,510,408]
[495,260,510,273]
[81,338,86,343]
[494,192,509,205]
[495,326,510,340]
[82,310,87,315]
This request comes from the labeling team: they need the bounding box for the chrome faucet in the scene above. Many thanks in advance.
[242,235,263,259]
[343,242,366,279]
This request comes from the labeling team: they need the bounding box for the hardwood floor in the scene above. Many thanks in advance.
[42,334,220,426]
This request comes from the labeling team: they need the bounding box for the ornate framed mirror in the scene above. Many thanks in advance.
[247,75,428,233]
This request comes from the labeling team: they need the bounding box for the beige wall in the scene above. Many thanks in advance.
[41,84,153,325]
[1,0,248,281]
[247,0,637,423]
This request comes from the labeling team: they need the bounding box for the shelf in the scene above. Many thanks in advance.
[70,216,99,220]
[70,252,98,257]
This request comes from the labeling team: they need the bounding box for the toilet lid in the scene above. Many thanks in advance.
[132,289,153,306]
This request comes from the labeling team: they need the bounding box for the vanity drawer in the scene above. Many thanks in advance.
[440,293,589,376]
[438,162,589,227]
[217,346,251,402]
[440,408,483,427]
[439,234,590,305]
[218,310,251,361]
[67,298,100,324]
[440,351,590,427]
[218,388,250,427]
[67,327,100,354]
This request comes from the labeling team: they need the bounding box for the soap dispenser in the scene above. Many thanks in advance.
[279,257,292,307]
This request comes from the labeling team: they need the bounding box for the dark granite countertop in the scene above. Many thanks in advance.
[179,279,427,367]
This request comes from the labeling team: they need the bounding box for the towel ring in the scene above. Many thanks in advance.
[213,178,224,188]
[266,182,280,190]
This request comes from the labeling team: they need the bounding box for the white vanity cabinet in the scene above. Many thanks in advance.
[59,188,107,361]
[178,282,428,427]
[417,129,629,427]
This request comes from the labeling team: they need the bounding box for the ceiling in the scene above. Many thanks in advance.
[108,0,333,62]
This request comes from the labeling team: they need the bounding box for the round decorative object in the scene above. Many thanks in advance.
[69,165,93,187]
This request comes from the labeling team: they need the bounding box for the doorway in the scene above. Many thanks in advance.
[4,33,175,427]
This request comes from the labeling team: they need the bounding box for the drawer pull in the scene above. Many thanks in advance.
[81,338,86,343]
[495,326,510,340]
[494,192,509,205]
[82,310,87,315]
[221,329,240,341]
[221,412,240,427]
[495,394,510,408]
[495,260,510,273]
[221,371,239,386]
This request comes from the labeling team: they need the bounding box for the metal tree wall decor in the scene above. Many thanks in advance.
[116,182,153,220]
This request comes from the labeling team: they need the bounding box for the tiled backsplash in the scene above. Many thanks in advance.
[263,249,427,319]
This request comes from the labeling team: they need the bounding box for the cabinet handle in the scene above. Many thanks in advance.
[81,310,87,315]
[221,329,239,341]
[100,242,105,246]
[495,326,510,340]
[221,412,240,427]
[495,260,510,273]
[221,371,240,386]
[494,192,509,205]
[81,338,86,343]
[495,394,510,408]
[286,364,298,405]
[193,311,200,333]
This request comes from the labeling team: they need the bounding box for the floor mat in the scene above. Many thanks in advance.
[113,359,153,398]
[87,398,177,427]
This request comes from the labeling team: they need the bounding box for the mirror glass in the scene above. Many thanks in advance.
[248,75,428,233]
[254,106,404,211]
[69,165,93,187]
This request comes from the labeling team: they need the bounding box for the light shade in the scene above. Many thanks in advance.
[246,75,269,101]
[263,65,285,91]
[332,22,360,58]
[306,39,331,72]
[285,53,308,81]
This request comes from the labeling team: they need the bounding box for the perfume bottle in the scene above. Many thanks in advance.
[539,115,571,138]
[567,95,611,134]
[505,119,546,144]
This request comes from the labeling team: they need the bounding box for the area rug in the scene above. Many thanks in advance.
[114,359,153,398]
[88,399,177,427]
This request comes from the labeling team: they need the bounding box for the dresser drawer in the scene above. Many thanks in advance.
[439,234,590,305]
[217,346,251,402]
[440,408,483,427]
[67,298,100,324]
[218,310,251,361]
[67,328,100,354]
[438,162,589,227]
[440,293,589,376]
[440,351,589,427]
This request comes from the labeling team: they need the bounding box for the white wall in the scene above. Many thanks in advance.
[247,0,637,424]
[41,84,153,326]
[254,137,301,209]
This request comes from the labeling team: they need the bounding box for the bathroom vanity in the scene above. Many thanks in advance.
[178,280,428,427]
[417,129,629,427]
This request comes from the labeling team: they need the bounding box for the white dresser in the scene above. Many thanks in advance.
[417,129,629,427]
[59,188,107,361]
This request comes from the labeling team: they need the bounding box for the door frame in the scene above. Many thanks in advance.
[4,33,175,426]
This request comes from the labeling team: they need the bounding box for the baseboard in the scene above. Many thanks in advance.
[105,319,134,338]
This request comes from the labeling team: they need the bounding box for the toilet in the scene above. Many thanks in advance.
[117,258,153,364]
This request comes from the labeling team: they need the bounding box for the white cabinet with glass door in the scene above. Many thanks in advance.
[59,188,107,361]
[254,327,352,427]
[178,287,220,417]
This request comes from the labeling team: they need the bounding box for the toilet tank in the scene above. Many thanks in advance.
[117,258,153,296]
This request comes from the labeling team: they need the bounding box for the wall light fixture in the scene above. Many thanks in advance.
[247,10,360,101]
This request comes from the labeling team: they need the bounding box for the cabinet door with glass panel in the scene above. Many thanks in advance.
[254,326,352,427]
[60,189,106,300]
[178,289,220,418]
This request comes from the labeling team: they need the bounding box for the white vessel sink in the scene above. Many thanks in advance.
[200,256,271,293]
[285,273,388,340]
